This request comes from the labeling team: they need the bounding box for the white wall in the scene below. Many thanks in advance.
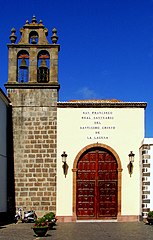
[150,145,153,210]
[57,106,145,217]
[142,138,153,211]
[0,97,7,212]
[0,98,7,156]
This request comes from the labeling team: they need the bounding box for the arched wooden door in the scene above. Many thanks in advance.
[76,148,118,219]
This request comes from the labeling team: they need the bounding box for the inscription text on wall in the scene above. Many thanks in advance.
[80,111,116,140]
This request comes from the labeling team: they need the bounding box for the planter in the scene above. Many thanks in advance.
[147,218,153,225]
[32,227,48,237]
[48,221,55,229]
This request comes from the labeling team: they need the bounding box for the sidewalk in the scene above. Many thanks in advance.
[0,222,153,240]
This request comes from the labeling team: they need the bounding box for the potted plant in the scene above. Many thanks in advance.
[147,211,153,225]
[32,217,48,237]
[43,212,57,229]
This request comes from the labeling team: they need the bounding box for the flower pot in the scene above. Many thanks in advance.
[147,218,153,225]
[32,227,48,237]
[48,221,55,229]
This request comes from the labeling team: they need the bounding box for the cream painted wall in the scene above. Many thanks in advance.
[57,107,145,217]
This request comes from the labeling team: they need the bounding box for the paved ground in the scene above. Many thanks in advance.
[0,222,153,240]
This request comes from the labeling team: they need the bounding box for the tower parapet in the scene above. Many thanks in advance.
[5,16,60,87]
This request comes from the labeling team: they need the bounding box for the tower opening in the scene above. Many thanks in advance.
[17,51,29,83]
[37,51,50,83]
[29,31,39,44]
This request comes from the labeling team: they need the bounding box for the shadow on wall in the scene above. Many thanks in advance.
[0,105,15,225]
[7,105,15,223]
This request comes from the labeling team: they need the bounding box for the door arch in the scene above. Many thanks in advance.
[72,143,122,220]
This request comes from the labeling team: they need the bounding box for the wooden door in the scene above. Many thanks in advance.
[76,148,118,219]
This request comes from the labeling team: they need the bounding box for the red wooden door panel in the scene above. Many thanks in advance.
[77,181,95,217]
[76,148,118,219]
[77,152,96,218]
[98,181,117,218]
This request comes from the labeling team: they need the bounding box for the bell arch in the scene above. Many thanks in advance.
[17,50,29,83]
[29,31,39,44]
[72,143,122,220]
[37,50,50,83]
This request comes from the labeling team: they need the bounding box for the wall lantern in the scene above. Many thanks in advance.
[61,151,68,178]
[128,151,135,177]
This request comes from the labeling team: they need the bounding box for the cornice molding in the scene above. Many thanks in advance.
[57,101,147,108]
[5,83,60,90]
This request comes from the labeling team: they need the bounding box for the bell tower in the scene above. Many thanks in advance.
[5,16,60,216]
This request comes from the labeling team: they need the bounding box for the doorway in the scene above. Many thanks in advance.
[76,148,118,219]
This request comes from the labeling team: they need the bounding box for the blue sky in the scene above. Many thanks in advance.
[1,0,153,137]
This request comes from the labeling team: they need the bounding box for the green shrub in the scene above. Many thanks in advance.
[148,211,153,218]
[43,212,56,222]
[33,217,48,228]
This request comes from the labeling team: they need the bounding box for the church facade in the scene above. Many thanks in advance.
[57,100,146,221]
[2,16,152,222]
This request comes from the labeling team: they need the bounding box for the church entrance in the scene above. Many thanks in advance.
[76,148,118,219]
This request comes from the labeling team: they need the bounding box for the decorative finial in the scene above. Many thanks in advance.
[9,28,17,44]
[32,15,37,23]
[39,20,43,23]
[51,28,58,44]
[26,20,29,24]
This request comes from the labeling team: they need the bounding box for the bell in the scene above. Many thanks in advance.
[19,58,28,69]
[31,35,37,44]
[39,59,48,68]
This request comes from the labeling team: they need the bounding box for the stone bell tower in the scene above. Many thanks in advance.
[5,16,60,216]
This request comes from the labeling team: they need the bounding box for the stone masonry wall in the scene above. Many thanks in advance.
[7,88,57,217]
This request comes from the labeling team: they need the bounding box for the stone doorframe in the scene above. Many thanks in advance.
[72,143,122,221]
